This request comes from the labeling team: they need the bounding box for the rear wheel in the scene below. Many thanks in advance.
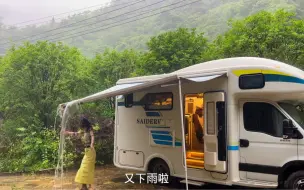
[285,170,304,189]
[149,159,173,185]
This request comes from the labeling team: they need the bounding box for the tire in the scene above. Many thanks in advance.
[284,170,304,189]
[149,159,173,185]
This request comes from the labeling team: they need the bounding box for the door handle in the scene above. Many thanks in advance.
[240,139,249,147]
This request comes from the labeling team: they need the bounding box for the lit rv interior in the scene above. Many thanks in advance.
[184,93,204,169]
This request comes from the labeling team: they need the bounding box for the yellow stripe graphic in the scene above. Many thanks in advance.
[232,69,291,77]
[232,69,262,76]
[261,70,291,76]
[229,142,239,146]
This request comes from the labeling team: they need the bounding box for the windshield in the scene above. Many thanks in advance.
[278,101,304,129]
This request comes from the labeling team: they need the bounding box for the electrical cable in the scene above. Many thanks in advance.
[14,0,168,44]
[46,0,201,43]
[1,0,126,28]
[0,0,146,46]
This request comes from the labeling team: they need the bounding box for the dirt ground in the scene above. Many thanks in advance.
[0,165,174,190]
[0,165,242,190]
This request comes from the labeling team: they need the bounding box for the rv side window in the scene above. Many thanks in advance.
[239,73,265,89]
[243,102,285,137]
[144,92,173,110]
[124,93,133,108]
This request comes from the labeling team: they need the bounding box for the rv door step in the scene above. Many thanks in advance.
[234,179,277,188]
[186,156,204,161]
[180,179,205,186]
[186,159,204,168]
[186,152,204,160]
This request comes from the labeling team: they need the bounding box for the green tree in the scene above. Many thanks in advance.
[205,9,304,67]
[140,28,208,74]
[0,41,91,172]
[89,48,143,117]
[0,41,91,128]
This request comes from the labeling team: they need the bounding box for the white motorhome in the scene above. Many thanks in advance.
[60,57,304,189]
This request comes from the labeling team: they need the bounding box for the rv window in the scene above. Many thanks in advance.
[207,102,215,135]
[144,92,173,110]
[124,93,133,108]
[243,102,286,137]
[239,73,265,89]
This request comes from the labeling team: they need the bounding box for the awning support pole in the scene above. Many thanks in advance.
[178,78,188,190]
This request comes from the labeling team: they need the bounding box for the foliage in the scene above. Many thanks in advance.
[0,41,90,128]
[91,48,142,90]
[94,134,114,165]
[140,28,208,74]
[205,9,304,68]
[0,41,90,172]
[0,128,59,172]
[90,48,143,117]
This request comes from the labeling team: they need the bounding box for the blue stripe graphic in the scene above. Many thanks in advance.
[154,140,173,146]
[146,112,161,117]
[151,131,182,146]
[152,134,172,141]
[228,145,239,150]
[146,126,170,129]
[265,74,304,84]
[151,131,170,135]
[150,130,182,147]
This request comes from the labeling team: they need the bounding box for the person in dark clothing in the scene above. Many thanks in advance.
[193,107,204,144]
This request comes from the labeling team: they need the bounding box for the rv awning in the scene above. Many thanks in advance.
[181,73,225,82]
[72,74,179,104]
[64,73,226,106]
[99,82,143,94]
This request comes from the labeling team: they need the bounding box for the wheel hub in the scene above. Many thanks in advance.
[154,164,166,174]
[295,178,304,189]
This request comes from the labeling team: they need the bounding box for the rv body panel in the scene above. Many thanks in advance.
[111,57,304,188]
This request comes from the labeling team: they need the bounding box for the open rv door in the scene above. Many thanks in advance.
[203,91,227,173]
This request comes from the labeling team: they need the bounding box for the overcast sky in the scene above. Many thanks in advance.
[0,0,112,26]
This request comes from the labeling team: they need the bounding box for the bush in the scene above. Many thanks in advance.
[0,128,60,172]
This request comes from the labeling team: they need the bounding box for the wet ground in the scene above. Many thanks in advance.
[0,165,240,190]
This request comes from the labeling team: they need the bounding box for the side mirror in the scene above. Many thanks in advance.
[283,119,293,129]
[283,119,297,139]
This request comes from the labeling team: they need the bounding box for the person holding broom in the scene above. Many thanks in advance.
[63,116,96,190]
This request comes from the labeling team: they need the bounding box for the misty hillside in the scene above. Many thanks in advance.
[0,0,303,57]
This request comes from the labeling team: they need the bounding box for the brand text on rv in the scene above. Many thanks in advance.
[136,118,164,125]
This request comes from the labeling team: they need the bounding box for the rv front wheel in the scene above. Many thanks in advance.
[285,170,304,189]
